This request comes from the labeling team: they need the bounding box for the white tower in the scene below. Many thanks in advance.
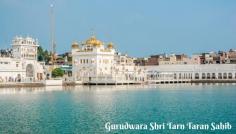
[12,36,39,60]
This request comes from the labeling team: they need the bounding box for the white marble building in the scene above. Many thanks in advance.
[71,36,145,84]
[0,36,45,83]
[72,36,236,85]
[145,64,236,83]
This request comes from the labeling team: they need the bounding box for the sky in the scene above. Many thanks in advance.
[0,0,236,57]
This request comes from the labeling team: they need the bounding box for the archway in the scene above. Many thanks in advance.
[228,73,232,79]
[218,73,222,79]
[212,73,216,79]
[207,73,211,79]
[17,74,21,82]
[202,73,206,79]
[26,64,34,78]
[195,73,199,79]
[223,73,227,79]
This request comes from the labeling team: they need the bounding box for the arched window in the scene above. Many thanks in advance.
[26,64,34,77]
[195,73,199,79]
[228,73,232,79]
[202,73,206,79]
[207,73,211,79]
[212,73,216,79]
[218,73,222,79]
[223,73,227,79]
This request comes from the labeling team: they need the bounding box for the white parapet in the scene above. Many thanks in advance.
[44,79,63,86]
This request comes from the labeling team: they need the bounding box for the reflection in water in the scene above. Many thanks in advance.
[0,86,63,94]
[0,83,236,94]
[0,84,235,133]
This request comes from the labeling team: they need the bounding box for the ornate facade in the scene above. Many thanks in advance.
[72,36,145,84]
[0,36,45,83]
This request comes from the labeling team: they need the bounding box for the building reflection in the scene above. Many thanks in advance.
[0,83,235,95]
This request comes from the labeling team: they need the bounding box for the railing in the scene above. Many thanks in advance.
[146,71,236,83]
[0,77,45,84]
[78,75,145,84]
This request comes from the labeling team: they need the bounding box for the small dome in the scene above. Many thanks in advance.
[107,42,114,49]
[72,41,79,49]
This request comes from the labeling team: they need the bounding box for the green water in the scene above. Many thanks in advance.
[0,84,235,134]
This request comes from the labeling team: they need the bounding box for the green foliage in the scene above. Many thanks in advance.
[52,68,64,78]
[38,55,44,61]
[37,46,44,61]
[37,46,51,64]
[44,50,51,64]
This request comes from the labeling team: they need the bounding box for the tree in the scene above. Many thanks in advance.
[44,50,51,64]
[38,55,44,61]
[37,46,51,64]
[37,46,44,61]
[51,68,64,78]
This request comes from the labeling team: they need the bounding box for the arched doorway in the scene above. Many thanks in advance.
[218,73,222,79]
[17,74,21,82]
[212,73,216,79]
[228,73,232,79]
[195,73,199,79]
[207,73,211,79]
[26,64,34,79]
[223,73,227,79]
[202,73,206,79]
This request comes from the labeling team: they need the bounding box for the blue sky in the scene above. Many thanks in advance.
[0,0,236,57]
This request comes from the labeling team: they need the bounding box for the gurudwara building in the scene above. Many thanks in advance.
[71,36,236,85]
[0,36,45,83]
[71,36,145,84]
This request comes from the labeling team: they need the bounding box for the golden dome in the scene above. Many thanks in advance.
[94,40,102,47]
[85,36,102,47]
[107,42,114,49]
[86,36,96,44]
[72,41,79,49]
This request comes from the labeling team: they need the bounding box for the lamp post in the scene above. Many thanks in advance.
[50,3,56,65]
